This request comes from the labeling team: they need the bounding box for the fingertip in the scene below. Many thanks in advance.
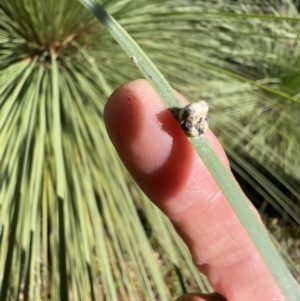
[104,79,196,202]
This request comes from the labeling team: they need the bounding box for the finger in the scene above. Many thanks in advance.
[104,79,283,301]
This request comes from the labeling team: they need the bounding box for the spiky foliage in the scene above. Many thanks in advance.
[0,0,299,300]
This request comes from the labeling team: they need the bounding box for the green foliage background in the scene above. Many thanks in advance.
[0,0,299,300]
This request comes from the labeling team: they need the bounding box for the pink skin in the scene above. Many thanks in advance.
[104,79,285,301]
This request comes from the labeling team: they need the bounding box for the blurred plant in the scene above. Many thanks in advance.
[0,0,299,300]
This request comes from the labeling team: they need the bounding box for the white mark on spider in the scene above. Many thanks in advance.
[179,100,209,137]
[131,56,138,64]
